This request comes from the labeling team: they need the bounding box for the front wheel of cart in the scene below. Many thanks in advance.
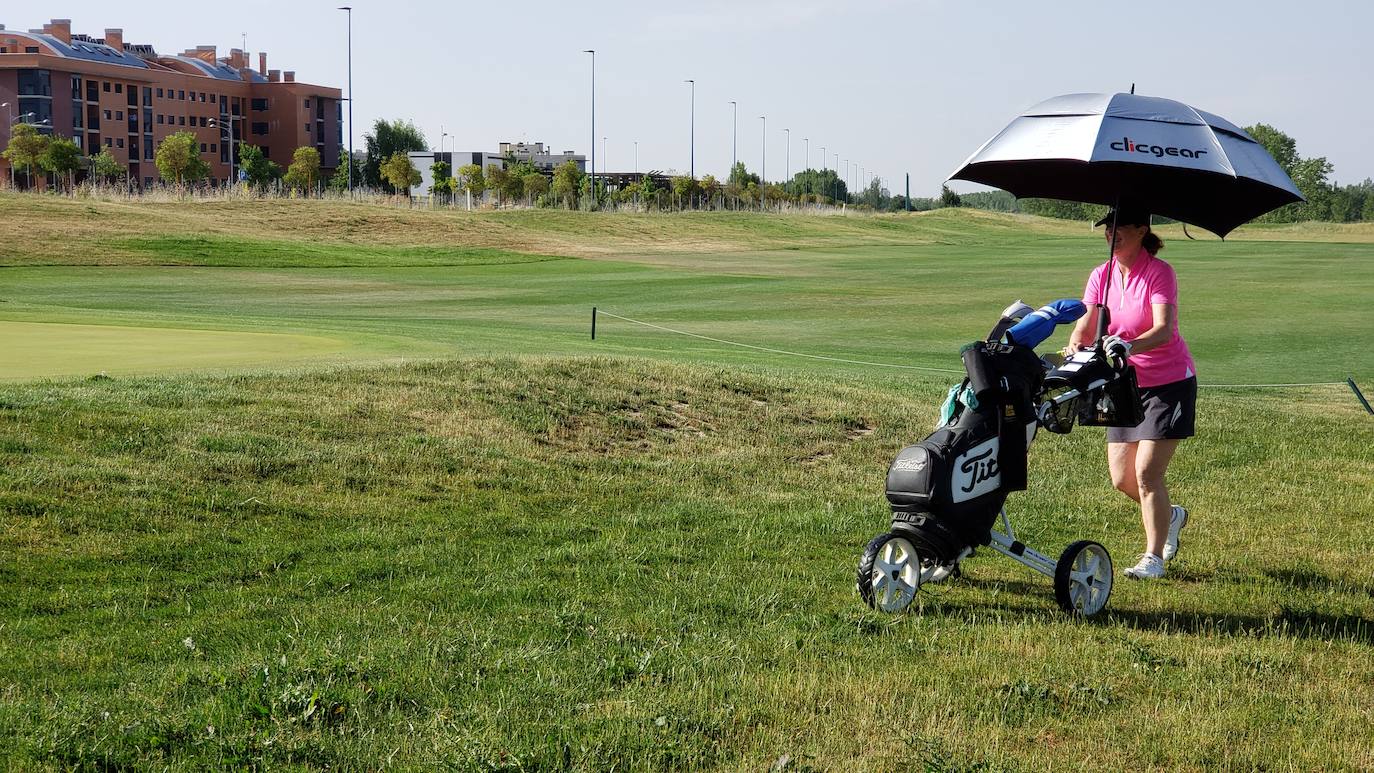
[1054,540,1113,617]
[857,532,922,612]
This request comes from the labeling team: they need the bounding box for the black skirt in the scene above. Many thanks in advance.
[1106,376,1197,443]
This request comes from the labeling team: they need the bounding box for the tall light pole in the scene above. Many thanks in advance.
[583,50,595,207]
[729,100,737,171]
[684,79,694,179]
[337,7,353,195]
[783,127,790,183]
[633,141,638,174]
[758,115,766,210]
[819,145,825,172]
[602,136,607,176]
[804,138,809,171]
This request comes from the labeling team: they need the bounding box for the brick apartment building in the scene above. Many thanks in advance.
[0,18,342,187]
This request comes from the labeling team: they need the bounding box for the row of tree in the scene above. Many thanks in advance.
[1,123,327,192]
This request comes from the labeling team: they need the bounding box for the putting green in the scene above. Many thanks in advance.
[2,321,352,380]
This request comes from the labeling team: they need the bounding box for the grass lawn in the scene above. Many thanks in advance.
[1,196,1372,770]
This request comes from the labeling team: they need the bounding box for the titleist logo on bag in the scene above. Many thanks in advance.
[951,437,1000,503]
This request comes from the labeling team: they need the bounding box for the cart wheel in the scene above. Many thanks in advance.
[1054,540,1113,617]
[857,532,922,612]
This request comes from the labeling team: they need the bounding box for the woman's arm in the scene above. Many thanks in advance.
[1065,306,1098,354]
[1125,303,1175,354]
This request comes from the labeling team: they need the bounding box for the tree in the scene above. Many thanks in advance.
[239,144,282,188]
[699,174,720,208]
[363,119,427,190]
[429,160,451,201]
[1245,123,1333,222]
[522,172,549,205]
[283,146,322,194]
[551,160,584,208]
[39,136,83,193]
[379,151,422,201]
[785,168,845,204]
[89,147,125,184]
[727,161,760,189]
[155,131,210,185]
[940,185,962,208]
[328,153,363,192]
[485,164,510,206]
[3,124,50,189]
[455,163,485,210]
[670,175,699,208]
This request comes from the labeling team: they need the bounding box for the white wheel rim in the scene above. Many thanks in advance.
[1066,544,1112,615]
[870,537,920,612]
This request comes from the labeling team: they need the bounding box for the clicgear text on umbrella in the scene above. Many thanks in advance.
[1109,137,1209,159]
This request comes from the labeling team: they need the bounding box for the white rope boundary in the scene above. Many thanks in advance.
[596,310,1352,390]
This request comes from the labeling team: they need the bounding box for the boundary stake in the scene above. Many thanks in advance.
[1349,377,1374,416]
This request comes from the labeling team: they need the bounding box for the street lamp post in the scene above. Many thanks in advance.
[337,6,353,195]
[729,100,737,171]
[602,136,607,177]
[684,79,694,179]
[783,127,790,184]
[583,49,595,208]
[758,115,766,210]
[633,141,637,174]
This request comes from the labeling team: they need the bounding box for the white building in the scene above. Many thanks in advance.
[407,142,586,201]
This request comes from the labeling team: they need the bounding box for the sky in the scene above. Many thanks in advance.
[13,0,1373,195]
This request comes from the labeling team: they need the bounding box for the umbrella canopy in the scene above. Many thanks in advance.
[948,92,1303,237]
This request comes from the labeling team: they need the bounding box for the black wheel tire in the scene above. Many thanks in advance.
[856,532,921,613]
[1054,540,1113,617]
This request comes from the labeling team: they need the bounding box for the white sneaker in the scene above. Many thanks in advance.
[1124,553,1165,579]
[1163,506,1189,561]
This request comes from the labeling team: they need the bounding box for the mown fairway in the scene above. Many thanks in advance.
[2,195,1373,770]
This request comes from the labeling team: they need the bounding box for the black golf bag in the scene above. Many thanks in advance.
[884,340,1046,563]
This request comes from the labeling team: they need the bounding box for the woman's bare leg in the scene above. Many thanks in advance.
[1134,439,1180,557]
[1108,442,1139,502]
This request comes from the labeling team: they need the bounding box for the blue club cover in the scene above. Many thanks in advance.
[1005,299,1086,348]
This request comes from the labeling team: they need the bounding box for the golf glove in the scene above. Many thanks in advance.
[1101,335,1132,361]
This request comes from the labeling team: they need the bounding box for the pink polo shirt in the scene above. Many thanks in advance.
[1083,248,1196,388]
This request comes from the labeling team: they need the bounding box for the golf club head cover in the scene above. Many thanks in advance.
[1005,299,1087,349]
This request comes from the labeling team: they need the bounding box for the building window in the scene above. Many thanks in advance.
[144,137,153,159]
[178,90,185,100]
[251,122,268,136]
[304,99,310,109]
[200,143,207,153]
[143,87,152,106]
[199,92,206,102]
[130,143,139,160]
[251,98,268,112]
[156,87,163,98]
[25,46,40,54]
[144,177,153,187]
[116,110,123,120]
[87,80,99,101]
[199,117,208,127]
[103,81,111,93]
[157,114,164,125]
[104,109,111,120]
[305,123,311,134]
[17,69,52,97]
[105,138,113,147]
[211,143,217,153]
[179,116,186,126]
[71,75,82,99]
[115,83,122,93]
[116,138,124,148]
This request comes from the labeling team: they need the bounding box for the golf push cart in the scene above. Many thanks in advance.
[856,299,1143,617]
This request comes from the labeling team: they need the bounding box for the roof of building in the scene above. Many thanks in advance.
[167,55,242,82]
[23,32,149,69]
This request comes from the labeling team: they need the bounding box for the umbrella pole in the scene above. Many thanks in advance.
[1095,199,1121,341]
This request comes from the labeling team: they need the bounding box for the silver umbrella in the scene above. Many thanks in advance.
[948,92,1304,238]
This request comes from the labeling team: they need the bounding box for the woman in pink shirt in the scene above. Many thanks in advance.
[1065,205,1196,580]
